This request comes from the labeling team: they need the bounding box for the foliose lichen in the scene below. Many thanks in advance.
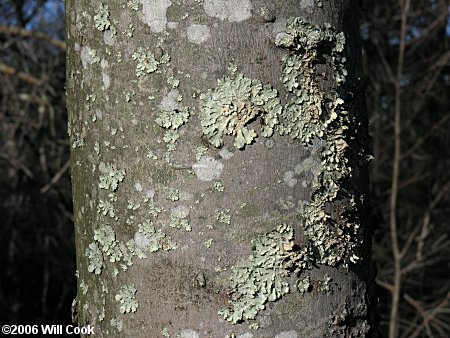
[110,318,123,332]
[86,242,103,275]
[138,219,177,252]
[98,162,126,191]
[131,47,170,77]
[94,3,111,31]
[276,18,361,266]
[115,284,138,313]
[155,107,190,130]
[219,224,309,323]
[199,73,282,149]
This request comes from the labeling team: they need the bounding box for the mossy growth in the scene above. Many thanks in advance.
[199,73,282,149]
[219,224,309,323]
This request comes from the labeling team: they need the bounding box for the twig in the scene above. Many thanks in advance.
[0,25,66,50]
[40,160,71,194]
[0,63,42,86]
[389,1,411,338]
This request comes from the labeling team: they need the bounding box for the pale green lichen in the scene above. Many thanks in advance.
[199,73,282,149]
[86,242,103,275]
[165,188,180,201]
[110,318,123,332]
[215,209,231,225]
[94,224,116,254]
[204,238,213,248]
[212,180,224,192]
[127,0,139,11]
[169,215,192,232]
[167,75,180,88]
[219,224,309,323]
[122,23,135,38]
[155,107,190,130]
[115,284,138,313]
[88,224,147,275]
[131,47,163,77]
[80,279,89,295]
[127,199,141,210]
[98,199,116,218]
[195,145,208,161]
[296,276,311,294]
[321,274,333,293]
[138,220,177,252]
[276,18,361,267]
[94,3,111,31]
[98,162,126,191]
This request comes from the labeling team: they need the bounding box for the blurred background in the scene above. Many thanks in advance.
[0,0,448,337]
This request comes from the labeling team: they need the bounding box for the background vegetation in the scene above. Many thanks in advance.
[0,0,448,336]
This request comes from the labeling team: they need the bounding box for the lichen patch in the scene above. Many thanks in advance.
[187,24,211,44]
[203,0,252,22]
[274,331,298,338]
[192,156,223,181]
[140,0,172,33]
[199,73,282,149]
[178,330,200,338]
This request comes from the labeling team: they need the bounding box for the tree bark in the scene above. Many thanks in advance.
[67,0,376,337]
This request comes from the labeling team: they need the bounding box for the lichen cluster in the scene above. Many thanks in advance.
[138,219,177,252]
[98,162,126,191]
[115,284,138,313]
[131,47,170,77]
[86,224,146,275]
[276,18,361,266]
[199,73,282,149]
[219,224,309,323]
[93,3,111,31]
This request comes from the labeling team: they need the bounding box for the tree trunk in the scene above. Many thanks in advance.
[67,0,376,337]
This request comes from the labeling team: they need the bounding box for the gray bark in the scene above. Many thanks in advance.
[67,0,376,337]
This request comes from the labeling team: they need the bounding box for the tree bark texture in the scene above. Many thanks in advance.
[67,0,376,337]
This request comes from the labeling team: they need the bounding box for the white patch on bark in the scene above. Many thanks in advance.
[167,21,179,29]
[102,73,110,89]
[237,333,254,338]
[192,156,223,181]
[134,231,151,249]
[103,30,115,45]
[159,89,180,111]
[80,46,95,69]
[146,190,155,199]
[218,148,233,160]
[140,0,172,33]
[284,170,297,187]
[300,0,314,8]
[134,182,143,192]
[203,0,252,22]
[74,42,80,51]
[101,60,110,89]
[275,331,298,338]
[171,205,190,218]
[187,24,211,44]
[178,330,200,338]
[95,109,103,120]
